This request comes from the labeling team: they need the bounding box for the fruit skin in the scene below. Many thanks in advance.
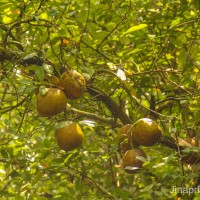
[181,138,200,165]
[46,74,60,86]
[132,118,162,147]
[59,70,86,99]
[55,123,84,151]
[119,124,140,151]
[122,149,147,174]
[36,88,67,117]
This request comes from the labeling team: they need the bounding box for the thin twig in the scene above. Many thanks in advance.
[67,104,122,127]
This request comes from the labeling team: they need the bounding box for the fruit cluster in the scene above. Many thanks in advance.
[119,118,162,174]
[119,118,200,174]
[35,69,86,152]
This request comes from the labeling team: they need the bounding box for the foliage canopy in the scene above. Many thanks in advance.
[0,0,200,199]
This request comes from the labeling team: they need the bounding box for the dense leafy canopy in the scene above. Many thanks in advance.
[0,0,200,199]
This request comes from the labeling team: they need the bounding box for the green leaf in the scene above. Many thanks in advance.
[152,163,165,168]
[170,17,181,28]
[39,12,48,20]
[23,53,37,60]
[35,67,45,81]
[39,86,49,95]
[154,190,163,196]
[178,49,187,67]
[54,121,73,129]
[123,24,148,35]
[136,155,147,162]
[126,48,142,56]
[143,184,154,191]
[2,16,13,24]
[43,63,53,74]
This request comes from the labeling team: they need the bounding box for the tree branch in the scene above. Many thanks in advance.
[48,166,117,199]
[0,46,44,66]
[87,85,132,125]
[67,104,122,127]
[94,69,173,119]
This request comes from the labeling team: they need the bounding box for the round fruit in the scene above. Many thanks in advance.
[36,88,67,117]
[59,70,86,99]
[46,74,60,86]
[122,149,147,174]
[55,123,84,151]
[119,124,140,151]
[181,138,200,165]
[132,118,162,146]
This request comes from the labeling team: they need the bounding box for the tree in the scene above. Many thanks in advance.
[0,0,200,199]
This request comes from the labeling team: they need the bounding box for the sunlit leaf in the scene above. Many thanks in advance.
[39,86,49,95]
[170,17,181,28]
[116,68,126,81]
[2,16,13,24]
[39,12,48,20]
[54,121,74,129]
[123,24,148,35]
[152,163,165,168]
[23,53,38,60]
[43,63,53,74]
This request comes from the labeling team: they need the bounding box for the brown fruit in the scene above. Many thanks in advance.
[181,138,200,164]
[59,70,86,99]
[122,149,147,174]
[186,138,199,147]
[119,124,140,151]
[36,88,67,117]
[132,118,162,146]
[34,88,39,95]
[46,74,60,86]
[55,123,84,151]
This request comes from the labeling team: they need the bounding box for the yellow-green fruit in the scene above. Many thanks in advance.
[55,123,84,151]
[119,124,140,151]
[59,70,86,99]
[36,88,67,117]
[132,118,162,146]
[122,149,147,174]
[46,74,60,86]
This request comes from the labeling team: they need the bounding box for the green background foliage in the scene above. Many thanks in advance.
[0,0,200,199]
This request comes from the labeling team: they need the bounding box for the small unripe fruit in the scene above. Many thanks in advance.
[119,124,140,151]
[122,149,147,174]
